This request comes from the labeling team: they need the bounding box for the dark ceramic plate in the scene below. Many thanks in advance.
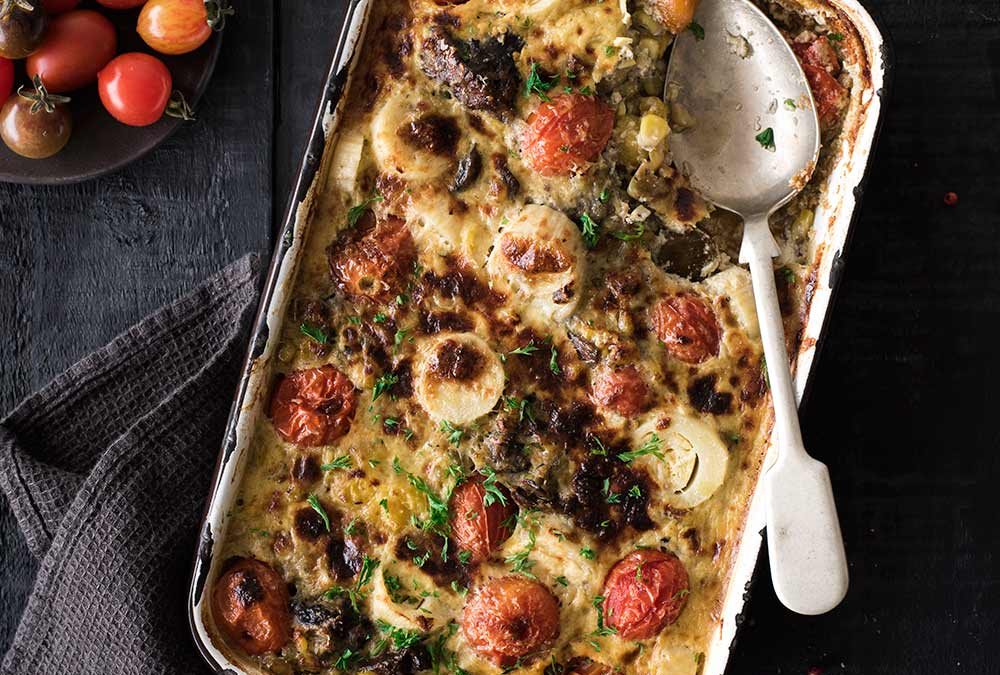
[0,4,221,185]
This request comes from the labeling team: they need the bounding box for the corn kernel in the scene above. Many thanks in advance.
[637,114,670,152]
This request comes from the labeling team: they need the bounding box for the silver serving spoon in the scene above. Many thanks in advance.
[665,0,849,615]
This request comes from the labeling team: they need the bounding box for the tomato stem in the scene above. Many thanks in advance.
[18,75,71,115]
[205,0,234,31]
[165,91,195,121]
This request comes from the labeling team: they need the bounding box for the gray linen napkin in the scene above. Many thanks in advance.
[0,254,261,675]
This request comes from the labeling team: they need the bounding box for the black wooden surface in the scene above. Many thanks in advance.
[1,1,997,673]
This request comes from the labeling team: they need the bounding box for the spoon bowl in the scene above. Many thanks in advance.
[666,0,820,218]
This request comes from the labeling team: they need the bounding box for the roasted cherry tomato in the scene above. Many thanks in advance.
[1,76,71,159]
[97,52,176,126]
[138,0,231,56]
[590,365,649,417]
[0,0,46,59]
[792,37,848,126]
[268,365,358,447]
[522,93,614,176]
[26,10,116,93]
[212,557,292,656]
[96,0,147,8]
[0,57,12,102]
[449,475,517,564]
[650,0,698,34]
[602,549,689,640]
[650,294,721,364]
[328,214,416,302]
[462,576,560,666]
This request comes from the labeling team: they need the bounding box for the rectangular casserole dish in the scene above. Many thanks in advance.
[188,2,891,673]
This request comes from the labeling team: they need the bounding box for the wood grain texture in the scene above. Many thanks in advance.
[2,1,999,673]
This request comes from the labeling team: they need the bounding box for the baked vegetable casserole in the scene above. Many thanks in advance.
[208,1,864,673]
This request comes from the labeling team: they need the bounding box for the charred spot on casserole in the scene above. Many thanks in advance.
[212,0,861,672]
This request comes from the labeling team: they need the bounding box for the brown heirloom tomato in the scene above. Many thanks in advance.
[212,557,292,655]
[602,549,689,640]
[590,365,650,417]
[268,365,357,446]
[449,475,517,564]
[522,93,614,176]
[462,576,560,666]
[329,214,416,302]
[651,294,721,364]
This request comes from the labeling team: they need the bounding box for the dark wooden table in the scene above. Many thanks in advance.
[1,2,997,673]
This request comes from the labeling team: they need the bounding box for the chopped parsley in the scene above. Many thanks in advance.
[372,372,399,401]
[379,498,389,511]
[612,223,645,242]
[602,478,621,504]
[306,494,331,532]
[755,127,776,151]
[549,346,561,375]
[555,575,569,587]
[508,340,540,357]
[479,466,509,507]
[828,32,844,41]
[373,620,423,655]
[504,396,534,422]
[618,434,665,463]
[525,63,557,101]
[394,329,408,349]
[688,20,706,41]
[373,312,388,324]
[628,484,643,499]
[334,648,357,670]
[505,515,538,577]
[604,45,618,56]
[579,213,600,248]
[784,98,797,110]
[299,323,329,344]
[580,546,596,560]
[347,194,383,227]
[599,188,610,203]
[440,420,464,446]
[590,436,608,456]
[591,594,617,636]
[321,455,353,471]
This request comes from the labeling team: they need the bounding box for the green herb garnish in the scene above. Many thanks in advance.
[373,372,399,401]
[321,455,352,471]
[755,127,776,151]
[689,21,705,40]
[299,323,328,344]
[525,63,557,101]
[618,434,665,463]
[306,494,331,532]
[347,194,383,227]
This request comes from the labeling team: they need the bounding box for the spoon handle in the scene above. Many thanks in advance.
[740,215,849,615]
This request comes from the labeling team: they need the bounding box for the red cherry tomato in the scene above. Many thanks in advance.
[590,365,649,417]
[212,557,292,656]
[650,294,721,364]
[97,52,174,127]
[25,10,117,93]
[268,365,358,447]
[41,0,81,14]
[137,0,214,56]
[449,475,517,564]
[522,93,615,176]
[462,576,560,666]
[0,59,12,102]
[602,549,689,640]
[96,0,148,8]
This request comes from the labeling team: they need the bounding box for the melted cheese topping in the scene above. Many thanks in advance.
[213,1,854,673]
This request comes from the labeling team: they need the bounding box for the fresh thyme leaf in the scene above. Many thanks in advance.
[618,434,665,463]
[755,127,776,151]
[525,63,557,101]
[299,323,328,344]
[689,20,705,40]
[321,455,352,471]
[373,373,399,401]
[347,194,384,228]
[306,494,331,532]
[579,213,600,249]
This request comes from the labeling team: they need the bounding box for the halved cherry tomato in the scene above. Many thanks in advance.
[522,93,615,176]
[328,215,416,302]
[602,549,689,640]
[138,0,225,55]
[212,557,292,656]
[268,365,358,447]
[25,10,117,93]
[449,475,517,564]
[792,38,848,126]
[462,576,560,666]
[650,294,721,364]
[0,58,12,102]
[97,52,173,127]
[96,0,148,8]
[41,0,81,14]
